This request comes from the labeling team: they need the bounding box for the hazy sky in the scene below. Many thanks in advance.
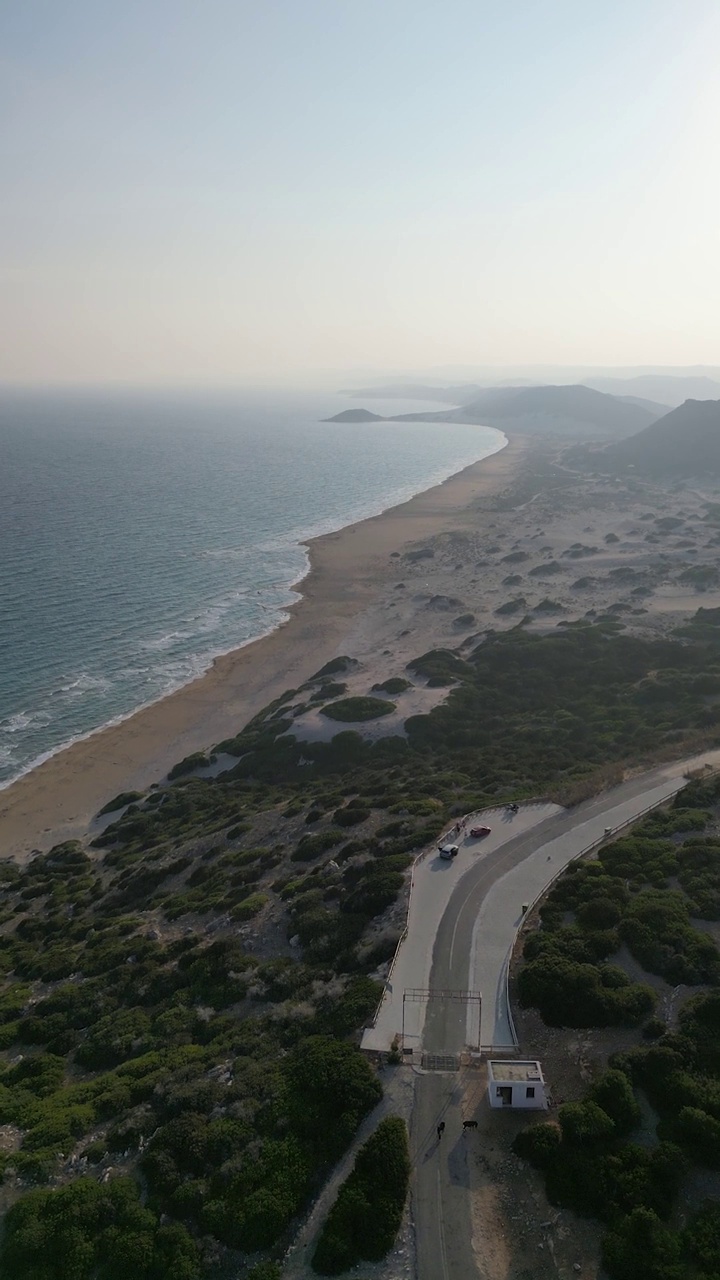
[2,1,719,385]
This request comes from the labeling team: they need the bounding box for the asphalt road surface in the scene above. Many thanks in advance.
[362,801,560,1055]
[412,747,720,1280]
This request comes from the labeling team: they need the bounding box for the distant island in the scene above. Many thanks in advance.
[324,408,385,423]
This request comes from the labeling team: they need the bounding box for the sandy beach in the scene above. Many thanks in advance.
[0,433,521,859]
[5,427,720,863]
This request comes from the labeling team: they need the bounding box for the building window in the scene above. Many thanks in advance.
[526,1087,535,1098]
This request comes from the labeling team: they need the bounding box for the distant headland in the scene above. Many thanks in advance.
[323,408,385,423]
[324,383,669,438]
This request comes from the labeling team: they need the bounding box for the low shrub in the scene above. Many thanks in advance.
[602,1207,681,1280]
[310,682,347,702]
[312,1116,410,1274]
[372,678,411,694]
[292,829,345,862]
[511,1122,561,1169]
[683,1200,720,1274]
[0,1177,200,1279]
[311,657,357,679]
[517,956,654,1028]
[495,597,526,616]
[168,753,212,781]
[321,698,396,723]
[333,807,370,828]
[231,892,269,922]
[97,791,144,816]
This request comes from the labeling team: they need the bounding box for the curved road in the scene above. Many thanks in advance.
[411,747,720,1280]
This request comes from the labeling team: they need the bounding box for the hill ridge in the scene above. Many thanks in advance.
[597,398,720,476]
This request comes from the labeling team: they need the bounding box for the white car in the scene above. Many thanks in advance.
[438,844,460,860]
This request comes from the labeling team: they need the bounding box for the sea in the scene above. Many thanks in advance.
[0,387,505,789]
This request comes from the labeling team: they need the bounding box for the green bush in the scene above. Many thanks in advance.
[495,597,526,616]
[231,892,269,921]
[247,1264,282,1280]
[321,698,396,723]
[312,657,356,679]
[0,1177,200,1280]
[517,956,654,1027]
[333,807,370,828]
[372,678,411,694]
[168,752,211,781]
[602,1208,682,1280]
[559,1100,615,1146]
[312,1116,410,1274]
[310,682,347,702]
[673,1106,720,1168]
[683,1200,720,1273]
[406,648,470,684]
[292,829,345,862]
[643,1017,667,1040]
[511,1122,561,1169]
[97,791,144,816]
[586,1070,641,1136]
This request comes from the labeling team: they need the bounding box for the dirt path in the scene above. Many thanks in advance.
[282,1066,416,1280]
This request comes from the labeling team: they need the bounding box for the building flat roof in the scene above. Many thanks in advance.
[488,1059,544,1083]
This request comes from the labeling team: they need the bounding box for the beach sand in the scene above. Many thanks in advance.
[5,431,719,862]
[0,434,523,859]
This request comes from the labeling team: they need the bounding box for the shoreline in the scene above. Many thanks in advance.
[0,433,522,860]
[0,425,505,799]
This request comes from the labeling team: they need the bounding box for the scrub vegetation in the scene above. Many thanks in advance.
[320,696,396,722]
[514,774,720,1280]
[311,1116,410,1275]
[3,619,720,1274]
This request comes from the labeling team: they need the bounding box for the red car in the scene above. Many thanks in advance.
[470,825,491,838]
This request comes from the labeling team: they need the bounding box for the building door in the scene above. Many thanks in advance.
[498,1086,512,1106]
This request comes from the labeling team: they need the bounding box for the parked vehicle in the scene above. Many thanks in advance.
[438,844,460,860]
[470,825,491,838]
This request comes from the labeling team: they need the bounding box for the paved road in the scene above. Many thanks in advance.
[361,802,561,1054]
[412,747,720,1280]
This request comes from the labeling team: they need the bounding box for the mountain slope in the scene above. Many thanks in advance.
[599,399,720,476]
[615,394,672,415]
[586,374,720,407]
[391,384,662,438]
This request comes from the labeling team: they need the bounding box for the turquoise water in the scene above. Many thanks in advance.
[0,388,504,786]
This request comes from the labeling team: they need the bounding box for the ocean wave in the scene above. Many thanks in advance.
[0,408,505,792]
[0,609,291,793]
[0,709,52,734]
[193,546,254,561]
[139,630,196,653]
[55,673,114,697]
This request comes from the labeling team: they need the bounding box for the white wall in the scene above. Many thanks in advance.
[488,1080,547,1109]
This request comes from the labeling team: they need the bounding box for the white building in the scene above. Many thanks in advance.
[487,1059,547,1110]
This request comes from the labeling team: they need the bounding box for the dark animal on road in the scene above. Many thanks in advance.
[462,1120,478,1130]
[437,1122,446,1139]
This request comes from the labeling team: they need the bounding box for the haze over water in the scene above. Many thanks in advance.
[0,389,504,787]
